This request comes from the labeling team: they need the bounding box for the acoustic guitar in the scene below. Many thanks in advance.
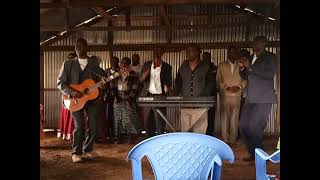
[63,69,129,112]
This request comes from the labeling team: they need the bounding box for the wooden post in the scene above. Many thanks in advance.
[125,8,131,31]
[275,49,280,133]
[160,5,172,43]
[40,51,44,107]
[108,19,114,67]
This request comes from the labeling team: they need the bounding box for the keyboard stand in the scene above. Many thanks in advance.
[152,108,176,132]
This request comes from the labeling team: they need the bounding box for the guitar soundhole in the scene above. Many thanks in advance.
[84,88,89,95]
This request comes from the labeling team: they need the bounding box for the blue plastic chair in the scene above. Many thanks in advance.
[127,132,234,180]
[255,148,280,180]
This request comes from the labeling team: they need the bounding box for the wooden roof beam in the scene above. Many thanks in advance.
[159,5,172,43]
[62,0,70,29]
[78,14,245,21]
[125,8,131,27]
[40,41,280,51]
[40,21,278,32]
[160,5,170,26]
[40,0,279,8]
[91,7,112,19]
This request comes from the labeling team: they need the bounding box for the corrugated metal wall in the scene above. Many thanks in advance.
[42,4,280,133]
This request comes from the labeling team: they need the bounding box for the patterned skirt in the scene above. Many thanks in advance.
[113,102,141,136]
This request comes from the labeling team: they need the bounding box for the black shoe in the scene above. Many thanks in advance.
[127,136,135,144]
[113,137,122,144]
[95,138,106,144]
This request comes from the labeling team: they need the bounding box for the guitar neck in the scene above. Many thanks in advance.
[88,72,121,92]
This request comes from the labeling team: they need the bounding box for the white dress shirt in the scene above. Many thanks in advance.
[148,62,162,94]
[78,58,88,70]
[252,54,258,65]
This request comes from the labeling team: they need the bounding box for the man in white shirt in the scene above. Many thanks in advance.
[139,48,172,137]
[216,46,247,144]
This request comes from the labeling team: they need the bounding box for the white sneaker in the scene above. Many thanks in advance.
[72,155,83,163]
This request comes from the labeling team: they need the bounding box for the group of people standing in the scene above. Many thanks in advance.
[55,35,277,163]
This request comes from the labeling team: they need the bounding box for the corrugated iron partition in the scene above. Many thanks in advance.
[43,48,279,132]
[43,51,71,128]
[43,4,280,132]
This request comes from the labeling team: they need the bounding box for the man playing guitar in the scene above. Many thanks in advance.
[57,38,106,163]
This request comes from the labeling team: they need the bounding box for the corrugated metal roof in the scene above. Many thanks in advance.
[40,4,279,43]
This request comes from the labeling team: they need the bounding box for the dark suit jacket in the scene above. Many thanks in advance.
[240,50,277,103]
[174,60,216,97]
[139,60,172,96]
[57,56,105,96]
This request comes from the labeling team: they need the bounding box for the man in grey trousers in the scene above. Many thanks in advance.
[239,36,277,161]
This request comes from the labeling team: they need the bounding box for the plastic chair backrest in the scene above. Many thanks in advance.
[127,132,234,180]
[255,148,280,180]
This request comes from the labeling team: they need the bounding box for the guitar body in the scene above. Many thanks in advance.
[63,79,99,112]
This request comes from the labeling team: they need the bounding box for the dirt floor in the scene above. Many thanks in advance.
[40,132,279,180]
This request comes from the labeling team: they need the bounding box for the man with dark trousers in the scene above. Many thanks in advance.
[57,38,106,163]
[103,56,120,142]
[139,48,172,137]
[239,36,277,161]
[237,49,252,141]
[238,49,252,118]
[202,52,217,136]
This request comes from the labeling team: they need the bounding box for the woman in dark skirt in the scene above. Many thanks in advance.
[113,57,141,144]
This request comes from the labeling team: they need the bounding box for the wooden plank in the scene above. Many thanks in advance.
[41,0,278,8]
[40,21,278,32]
[159,5,170,26]
[41,88,60,91]
[40,52,44,105]
[92,14,245,21]
[41,41,280,51]
[125,8,131,27]
[64,7,70,29]
[91,7,112,18]
[108,20,113,46]
[159,5,171,43]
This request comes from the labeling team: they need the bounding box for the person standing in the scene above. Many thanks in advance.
[239,36,277,161]
[202,52,217,136]
[216,46,246,144]
[113,57,141,144]
[139,48,172,137]
[174,44,215,134]
[57,38,106,163]
[103,56,120,142]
